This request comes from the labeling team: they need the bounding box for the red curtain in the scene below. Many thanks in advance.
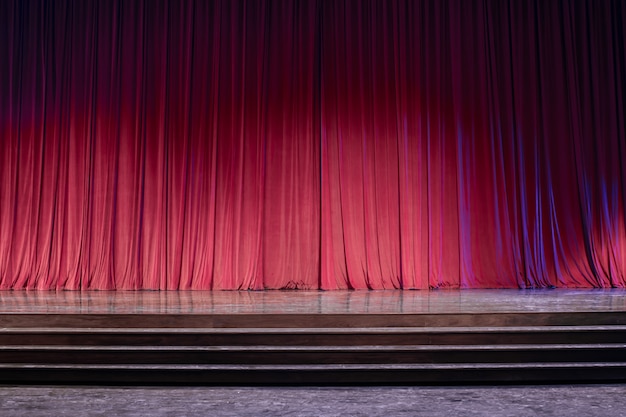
[0,0,625,290]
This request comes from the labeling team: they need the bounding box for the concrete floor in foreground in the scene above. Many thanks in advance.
[0,385,625,417]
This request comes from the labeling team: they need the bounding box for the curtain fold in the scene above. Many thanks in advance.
[0,0,624,290]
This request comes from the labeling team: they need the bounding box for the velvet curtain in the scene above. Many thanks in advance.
[1,0,625,290]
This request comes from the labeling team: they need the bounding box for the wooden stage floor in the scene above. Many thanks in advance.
[0,289,625,385]
[1,289,626,314]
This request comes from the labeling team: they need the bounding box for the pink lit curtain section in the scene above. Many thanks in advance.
[0,0,625,290]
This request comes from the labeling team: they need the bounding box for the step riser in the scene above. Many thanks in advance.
[1,331,625,346]
[2,348,624,364]
[3,313,626,328]
[2,366,626,385]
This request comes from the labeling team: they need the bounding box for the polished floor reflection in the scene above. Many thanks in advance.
[0,289,625,314]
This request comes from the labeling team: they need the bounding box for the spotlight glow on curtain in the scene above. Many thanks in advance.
[0,0,625,290]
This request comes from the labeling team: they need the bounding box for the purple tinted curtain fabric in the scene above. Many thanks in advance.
[0,0,624,290]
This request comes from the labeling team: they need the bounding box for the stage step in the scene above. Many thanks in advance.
[1,326,626,346]
[0,344,625,364]
[2,311,626,328]
[1,312,626,384]
[2,362,626,385]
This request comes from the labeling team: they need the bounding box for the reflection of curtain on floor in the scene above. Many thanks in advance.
[1,0,625,290]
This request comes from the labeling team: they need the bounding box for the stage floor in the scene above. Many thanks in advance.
[1,289,626,385]
[0,289,625,314]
